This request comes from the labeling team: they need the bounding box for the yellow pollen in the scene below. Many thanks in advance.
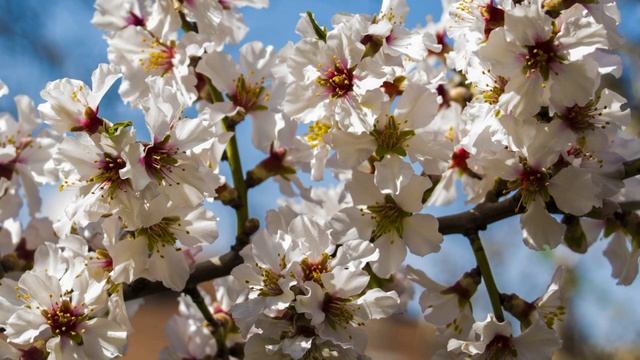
[445,126,456,143]
[305,121,331,147]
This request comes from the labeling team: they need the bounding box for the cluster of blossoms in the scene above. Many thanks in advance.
[0,0,638,358]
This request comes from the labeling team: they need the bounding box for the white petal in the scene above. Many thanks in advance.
[321,267,369,298]
[603,233,640,286]
[520,198,565,250]
[371,232,407,278]
[294,281,326,325]
[5,309,49,344]
[548,166,600,216]
[374,155,414,195]
[392,174,431,213]
[512,319,561,360]
[402,214,442,256]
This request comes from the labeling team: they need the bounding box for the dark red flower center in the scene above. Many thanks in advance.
[317,58,355,99]
[481,2,505,39]
[41,299,87,340]
[450,148,471,170]
[125,10,145,27]
[143,136,180,182]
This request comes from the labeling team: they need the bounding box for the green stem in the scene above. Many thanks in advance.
[205,79,249,243]
[224,124,249,238]
[466,231,505,322]
[184,286,228,359]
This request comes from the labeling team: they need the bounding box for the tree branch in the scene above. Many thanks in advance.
[123,158,640,301]
[123,250,242,300]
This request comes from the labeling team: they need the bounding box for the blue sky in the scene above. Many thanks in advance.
[1,0,639,350]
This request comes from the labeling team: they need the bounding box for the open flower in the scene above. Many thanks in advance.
[1,95,57,216]
[295,267,399,352]
[447,314,561,359]
[107,16,197,105]
[54,129,143,228]
[283,27,386,134]
[334,171,442,278]
[2,245,128,359]
[124,80,223,204]
[105,194,218,291]
[92,0,153,33]
[407,265,480,336]
[230,229,297,336]
[478,3,608,118]
[197,41,280,152]
[38,64,121,134]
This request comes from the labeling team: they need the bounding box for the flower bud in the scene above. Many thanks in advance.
[501,293,536,329]
[246,145,295,188]
[215,183,241,208]
[562,215,588,253]
[441,267,481,301]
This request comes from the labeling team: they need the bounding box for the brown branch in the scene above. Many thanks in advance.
[123,250,242,300]
[123,158,640,301]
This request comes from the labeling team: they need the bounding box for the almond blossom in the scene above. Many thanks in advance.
[0,0,638,358]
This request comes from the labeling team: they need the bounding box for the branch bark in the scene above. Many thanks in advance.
[123,250,242,300]
[123,159,640,301]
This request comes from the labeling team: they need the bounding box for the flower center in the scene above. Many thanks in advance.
[305,121,331,148]
[135,216,181,253]
[371,115,415,158]
[73,107,104,134]
[483,334,517,360]
[228,74,267,113]
[316,57,354,99]
[322,294,358,330]
[258,267,284,297]
[0,136,34,180]
[143,135,180,183]
[450,148,483,179]
[543,305,566,329]
[524,34,563,81]
[483,76,507,105]
[480,2,505,39]
[512,161,550,206]
[41,299,88,344]
[430,31,450,56]
[300,253,331,284]
[559,100,606,134]
[125,10,145,27]
[367,195,411,240]
[94,248,114,271]
[89,153,129,199]
[543,0,591,17]
[142,40,176,75]
[450,147,471,170]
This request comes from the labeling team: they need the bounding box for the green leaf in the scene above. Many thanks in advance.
[306,11,327,42]
[106,121,133,137]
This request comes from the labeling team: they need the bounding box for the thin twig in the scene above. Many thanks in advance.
[466,231,505,322]
[123,158,640,301]
[184,286,229,359]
